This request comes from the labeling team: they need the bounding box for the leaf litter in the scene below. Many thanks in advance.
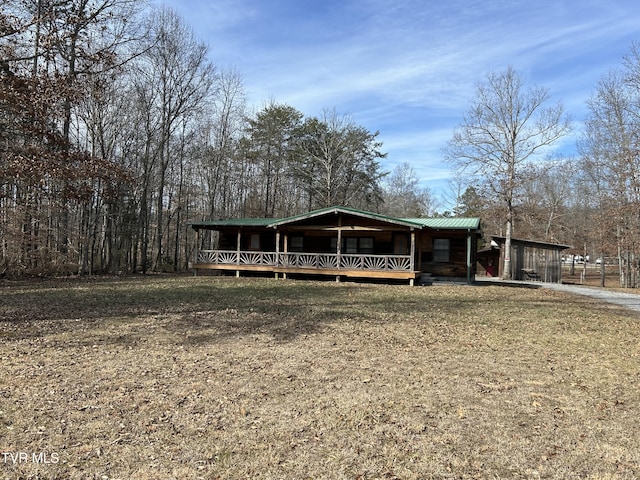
[0,275,639,479]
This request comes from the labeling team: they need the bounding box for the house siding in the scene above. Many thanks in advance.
[418,233,477,278]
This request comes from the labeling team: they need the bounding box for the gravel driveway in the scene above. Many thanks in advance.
[476,277,640,313]
[542,282,640,313]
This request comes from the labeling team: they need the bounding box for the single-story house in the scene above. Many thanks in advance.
[477,236,571,283]
[189,206,482,285]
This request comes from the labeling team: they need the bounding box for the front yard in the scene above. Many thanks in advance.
[1,275,638,479]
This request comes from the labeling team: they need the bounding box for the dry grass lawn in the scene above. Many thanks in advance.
[1,275,639,479]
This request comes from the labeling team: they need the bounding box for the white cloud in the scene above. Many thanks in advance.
[156,0,640,199]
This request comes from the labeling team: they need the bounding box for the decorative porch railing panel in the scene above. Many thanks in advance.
[218,251,238,264]
[280,253,339,269]
[339,254,412,271]
[198,250,277,266]
[240,251,278,266]
[196,250,412,272]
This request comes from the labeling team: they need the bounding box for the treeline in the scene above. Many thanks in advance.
[0,1,430,277]
[3,1,640,287]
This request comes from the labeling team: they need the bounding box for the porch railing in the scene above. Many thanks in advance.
[196,250,413,272]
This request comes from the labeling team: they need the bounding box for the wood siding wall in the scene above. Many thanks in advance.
[508,243,563,283]
[418,233,477,278]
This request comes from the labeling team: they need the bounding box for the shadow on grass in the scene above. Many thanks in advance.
[472,278,543,289]
[0,275,384,343]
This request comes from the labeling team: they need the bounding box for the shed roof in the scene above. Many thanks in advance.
[492,236,571,250]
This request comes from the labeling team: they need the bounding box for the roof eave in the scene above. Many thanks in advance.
[268,206,424,229]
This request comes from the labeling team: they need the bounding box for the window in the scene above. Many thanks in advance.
[343,237,374,254]
[359,237,374,254]
[290,236,304,252]
[433,239,450,262]
[345,237,358,253]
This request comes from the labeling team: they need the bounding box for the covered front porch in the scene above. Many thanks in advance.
[188,206,481,286]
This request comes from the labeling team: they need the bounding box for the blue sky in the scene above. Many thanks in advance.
[157,0,639,206]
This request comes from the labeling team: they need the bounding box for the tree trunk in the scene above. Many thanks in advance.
[503,206,514,280]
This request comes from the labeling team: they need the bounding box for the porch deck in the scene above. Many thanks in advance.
[189,250,419,282]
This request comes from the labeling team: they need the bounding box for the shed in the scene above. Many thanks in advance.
[478,236,571,283]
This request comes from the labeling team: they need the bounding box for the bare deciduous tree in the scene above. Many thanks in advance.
[518,158,574,242]
[200,68,246,220]
[134,6,214,271]
[445,66,570,279]
[579,60,640,287]
[380,162,434,217]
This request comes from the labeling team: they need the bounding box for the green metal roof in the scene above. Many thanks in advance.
[401,217,481,230]
[190,207,481,231]
[190,217,275,229]
[268,206,425,228]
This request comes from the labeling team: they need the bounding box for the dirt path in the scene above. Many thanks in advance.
[543,283,640,313]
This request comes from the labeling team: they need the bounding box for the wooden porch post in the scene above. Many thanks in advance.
[192,228,200,276]
[466,229,472,285]
[409,230,416,286]
[283,233,288,279]
[417,232,423,271]
[275,231,280,279]
[336,216,342,283]
[236,229,241,277]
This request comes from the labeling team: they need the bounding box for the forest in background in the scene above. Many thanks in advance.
[1,1,640,286]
